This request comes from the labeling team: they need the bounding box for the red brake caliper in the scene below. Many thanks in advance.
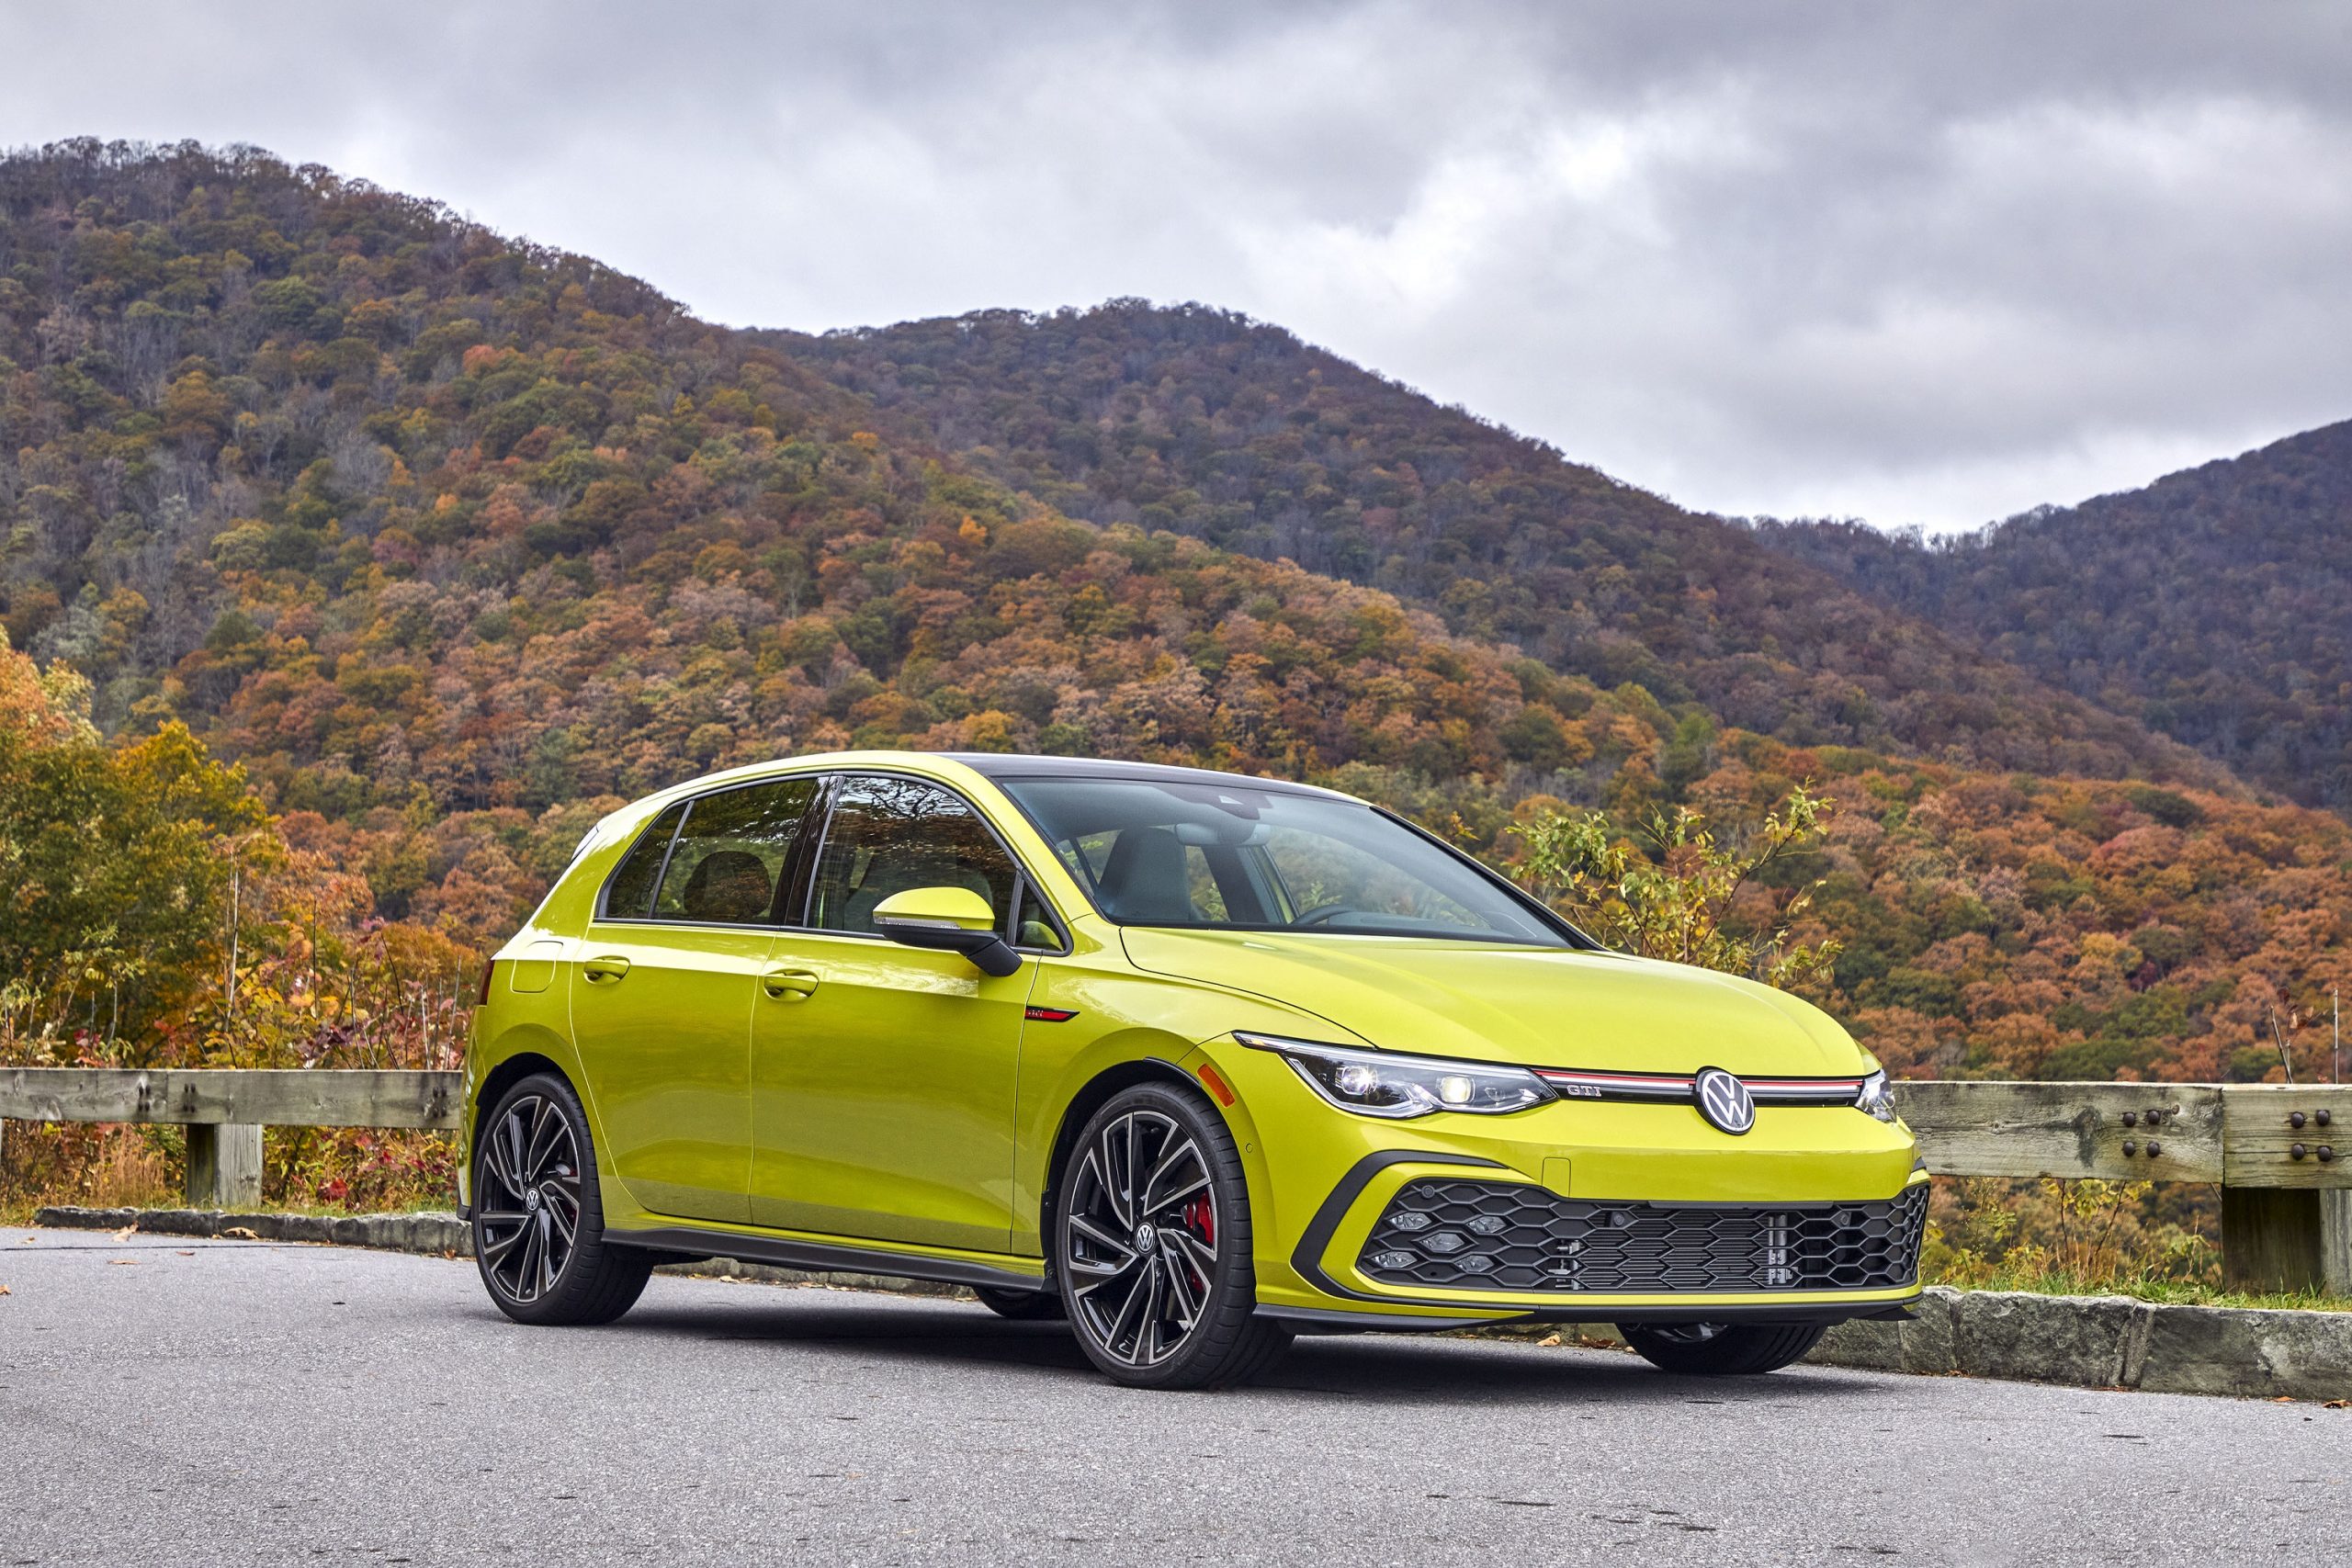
[1183,1195,1215,1248]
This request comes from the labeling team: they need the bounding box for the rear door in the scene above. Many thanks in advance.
[569,776,818,1224]
[750,773,1041,1251]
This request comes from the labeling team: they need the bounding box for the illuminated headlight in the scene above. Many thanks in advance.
[1236,1033,1556,1119]
[1855,1069,1899,1123]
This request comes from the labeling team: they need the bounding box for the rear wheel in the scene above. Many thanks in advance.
[1617,1321,1827,1375]
[472,1073,651,1326]
[974,1285,1067,1322]
[1055,1082,1290,1389]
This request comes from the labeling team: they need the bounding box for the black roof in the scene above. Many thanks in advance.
[941,752,1353,801]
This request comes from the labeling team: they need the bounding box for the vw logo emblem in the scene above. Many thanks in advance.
[1693,1067,1756,1135]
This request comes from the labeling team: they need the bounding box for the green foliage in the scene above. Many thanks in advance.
[1923,1177,2222,1300]
[1512,786,1842,989]
[0,626,266,1052]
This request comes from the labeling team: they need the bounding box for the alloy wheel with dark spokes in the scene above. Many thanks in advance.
[1063,1108,1218,1369]
[475,1092,584,1305]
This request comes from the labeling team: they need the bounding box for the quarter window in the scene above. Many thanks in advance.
[602,801,687,919]
[807,775,1019,936]
[648,778,820,924]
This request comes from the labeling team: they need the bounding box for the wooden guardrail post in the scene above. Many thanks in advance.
[2218,1086,2352,1294]
[186,1122,264,1208]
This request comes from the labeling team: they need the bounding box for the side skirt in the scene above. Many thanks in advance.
[607,1224,1048,1297]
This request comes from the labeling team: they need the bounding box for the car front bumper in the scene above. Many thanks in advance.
[1203,1042,1928,1328]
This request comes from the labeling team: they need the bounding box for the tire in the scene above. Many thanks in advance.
[1054,1081,1291,1390]
[472,1072,652,1326]
[973,1285,1067,1322]
[1617,1321,1827,1375]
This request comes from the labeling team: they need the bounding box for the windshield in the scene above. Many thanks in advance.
[997,776,1576,947]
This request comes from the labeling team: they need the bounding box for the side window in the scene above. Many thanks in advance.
[807,775,1017,936]
[650,777,819,925]
[602,801,686,919]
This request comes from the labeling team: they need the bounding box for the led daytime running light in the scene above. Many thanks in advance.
[1236,1033,1555,1120]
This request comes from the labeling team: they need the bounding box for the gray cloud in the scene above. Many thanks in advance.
[3,0,2347,529]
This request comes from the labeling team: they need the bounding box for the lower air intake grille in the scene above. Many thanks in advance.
[1357,1179,1928,1293]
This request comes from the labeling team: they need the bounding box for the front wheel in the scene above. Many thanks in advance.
[1617,1321,1827,1375]
[472,1073,651,1326]
[1054,1082,1290,1389]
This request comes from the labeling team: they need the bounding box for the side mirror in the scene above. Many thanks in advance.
[871,886,1023,978]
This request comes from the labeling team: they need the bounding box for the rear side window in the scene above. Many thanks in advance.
[806,774,1019,936]
[651,777,820,924]
[602,802,687,919]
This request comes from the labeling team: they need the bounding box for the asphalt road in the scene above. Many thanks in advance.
[1,1225,2341,1566]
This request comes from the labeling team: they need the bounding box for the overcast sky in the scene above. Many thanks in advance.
[4,1,2348,531]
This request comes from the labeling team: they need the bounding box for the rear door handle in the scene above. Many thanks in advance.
[580,955,632,984]
[761,966,820,1000]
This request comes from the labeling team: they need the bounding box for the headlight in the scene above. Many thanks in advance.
[1856,1069,1899,1123]
[1236,1033,1556,1119]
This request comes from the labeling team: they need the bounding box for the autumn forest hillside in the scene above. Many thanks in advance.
[775,303,2223,790]
[3,139,2350,1166]
[1753,422,2352,814]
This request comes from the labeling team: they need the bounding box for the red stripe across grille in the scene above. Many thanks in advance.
[1533,1068,1862,1105]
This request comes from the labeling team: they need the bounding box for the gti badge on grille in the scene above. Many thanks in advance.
[1693,1066,1756,1134]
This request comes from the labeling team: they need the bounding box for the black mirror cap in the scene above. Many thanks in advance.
[875,917,1023,978]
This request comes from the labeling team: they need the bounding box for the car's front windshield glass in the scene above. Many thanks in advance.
[997,776,1574,947]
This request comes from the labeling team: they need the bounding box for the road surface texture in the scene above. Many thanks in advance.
[1,1225,2341,1565]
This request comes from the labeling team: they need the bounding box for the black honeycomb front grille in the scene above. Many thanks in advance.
[1356,1179,1928,1294]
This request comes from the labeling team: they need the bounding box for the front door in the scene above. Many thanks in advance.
[569,777,817,1224]
[751,773,1037,1252]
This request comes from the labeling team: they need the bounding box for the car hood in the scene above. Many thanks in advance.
[1121,929,1864,1077]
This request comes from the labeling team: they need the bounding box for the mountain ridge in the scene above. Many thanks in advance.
[773,300,2230,791]
[1752,419,2352,810]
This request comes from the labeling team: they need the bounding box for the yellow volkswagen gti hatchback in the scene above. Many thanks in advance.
[463,750,1924,1389]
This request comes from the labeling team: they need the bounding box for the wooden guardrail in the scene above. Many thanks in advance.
[3,1070,2346,1292]
[0,1068,458,1223]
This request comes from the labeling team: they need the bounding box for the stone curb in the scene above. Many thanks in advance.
[1804,1284,2352,1400]
[31,1206,2349,1399]
[28,1205,973,1301]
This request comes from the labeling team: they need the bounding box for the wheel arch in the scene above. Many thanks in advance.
[1038,1057,1205,1256]
[469,1050,572,1170]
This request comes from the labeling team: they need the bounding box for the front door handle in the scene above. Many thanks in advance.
[580,955,631,984]
[760,966,820,1001]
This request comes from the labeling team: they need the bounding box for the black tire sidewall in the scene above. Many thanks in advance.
[1618,1321,1828,1375]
